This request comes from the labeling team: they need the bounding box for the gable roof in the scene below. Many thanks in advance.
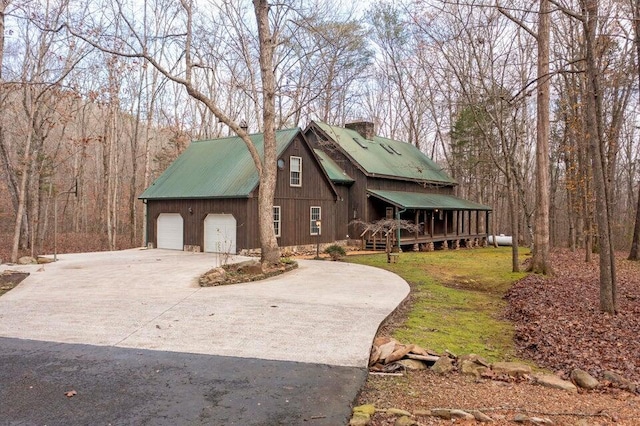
[313,149,354,184]
[139,128,300,200]
[309,121,456,185]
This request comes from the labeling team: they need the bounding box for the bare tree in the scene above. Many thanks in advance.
[529,0,552,274]
[629,0,640,261]
[57,0,291,266]
[497,0,552,274]
[580,0,616,313]
[7,0,83,262]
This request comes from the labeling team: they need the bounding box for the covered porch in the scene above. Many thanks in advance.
[362,189,492,251]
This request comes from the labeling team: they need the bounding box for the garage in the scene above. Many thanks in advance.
[157,213,184,250]
[204,214,237,254]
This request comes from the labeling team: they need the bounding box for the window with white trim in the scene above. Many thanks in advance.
[273,206,281,237]
[290,156,302,187]
[310,206,321,235]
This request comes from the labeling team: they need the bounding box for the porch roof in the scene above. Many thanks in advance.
[314,149,354,183]
[367,189,492,211]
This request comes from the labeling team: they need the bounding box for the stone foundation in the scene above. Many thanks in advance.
[239,240,349,257]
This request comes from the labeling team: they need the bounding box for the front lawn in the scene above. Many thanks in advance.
[346,247,527,362]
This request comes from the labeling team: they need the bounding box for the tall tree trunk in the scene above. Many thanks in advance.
[529,0,552,274]
[630,181,640,260]
[507,166,520,272]
[582,0,616,313]
[11,107,34,263]
[629,0,640,261]
[253,0,280,266]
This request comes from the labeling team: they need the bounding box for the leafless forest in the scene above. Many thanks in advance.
[1,0,638,266]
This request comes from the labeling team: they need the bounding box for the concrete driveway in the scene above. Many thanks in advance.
[0,248,408,367]
[0,249,409,424]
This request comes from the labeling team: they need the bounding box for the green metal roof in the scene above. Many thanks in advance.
[312,121,457,185]
[313,149,354,184]
[139,128,300,199]
[368,189,492,211]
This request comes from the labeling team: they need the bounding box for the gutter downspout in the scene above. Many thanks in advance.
[396,206,406,252]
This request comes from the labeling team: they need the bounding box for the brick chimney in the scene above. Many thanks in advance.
[345,121,375,140]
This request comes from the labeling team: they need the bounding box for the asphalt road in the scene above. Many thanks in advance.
[0,337,366,425]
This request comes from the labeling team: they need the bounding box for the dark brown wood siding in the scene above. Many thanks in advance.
[146,198,250,251]
[305,128,369,236]
[366,178,455,222]
[272,134,338,246]
[367,178,455,195]
[273,198,337,246]
[335,185,351,239]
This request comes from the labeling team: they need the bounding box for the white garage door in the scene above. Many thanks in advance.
[204,214,237,254]
[157,213,184,250]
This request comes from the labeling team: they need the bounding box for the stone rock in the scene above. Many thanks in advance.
[603,370,637,393]
[378,341,396,363]
[529,417,553,425]
[514,413,554,424]
[394,416,416,426]
[374,336,395,347]
[396,359,427,370]
[430,409,451,420]
[386,344,414,363]
[369,345,381,366]
[235,260,263,275]
[460,359,489,377]
[353,404,376,416]
[469,410,495,422]
[199,267,226,286]
[534,374,578,393]
[36,256,54,264]
[491,361,532,377]
[349,413,370,426]
[409,344,429,356]
[386,408,411,416]
[17,256,37,265]
[459,353,490,367]
[450,409,475,420]
[430,356,454,374]
[570,369,599,390]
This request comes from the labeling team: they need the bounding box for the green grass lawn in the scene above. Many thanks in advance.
[346,247,528,362]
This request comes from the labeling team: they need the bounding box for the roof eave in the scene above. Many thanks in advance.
[366,172,457,187]
[139,195,253,200]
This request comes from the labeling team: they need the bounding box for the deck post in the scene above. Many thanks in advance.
[423,210,427,235]
[485,210,490,236]
[444,211,448,238]
[461,211,465,235]
[430,211,434,237]
[396,207,406,252]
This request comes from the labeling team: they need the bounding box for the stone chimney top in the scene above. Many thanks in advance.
[345,121,375,140]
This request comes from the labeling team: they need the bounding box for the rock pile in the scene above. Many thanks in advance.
[368,336,440,372]
[356,337,638,425]
[199,259,297,287]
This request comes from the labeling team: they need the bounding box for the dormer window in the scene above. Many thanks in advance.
[290,156,302,187]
